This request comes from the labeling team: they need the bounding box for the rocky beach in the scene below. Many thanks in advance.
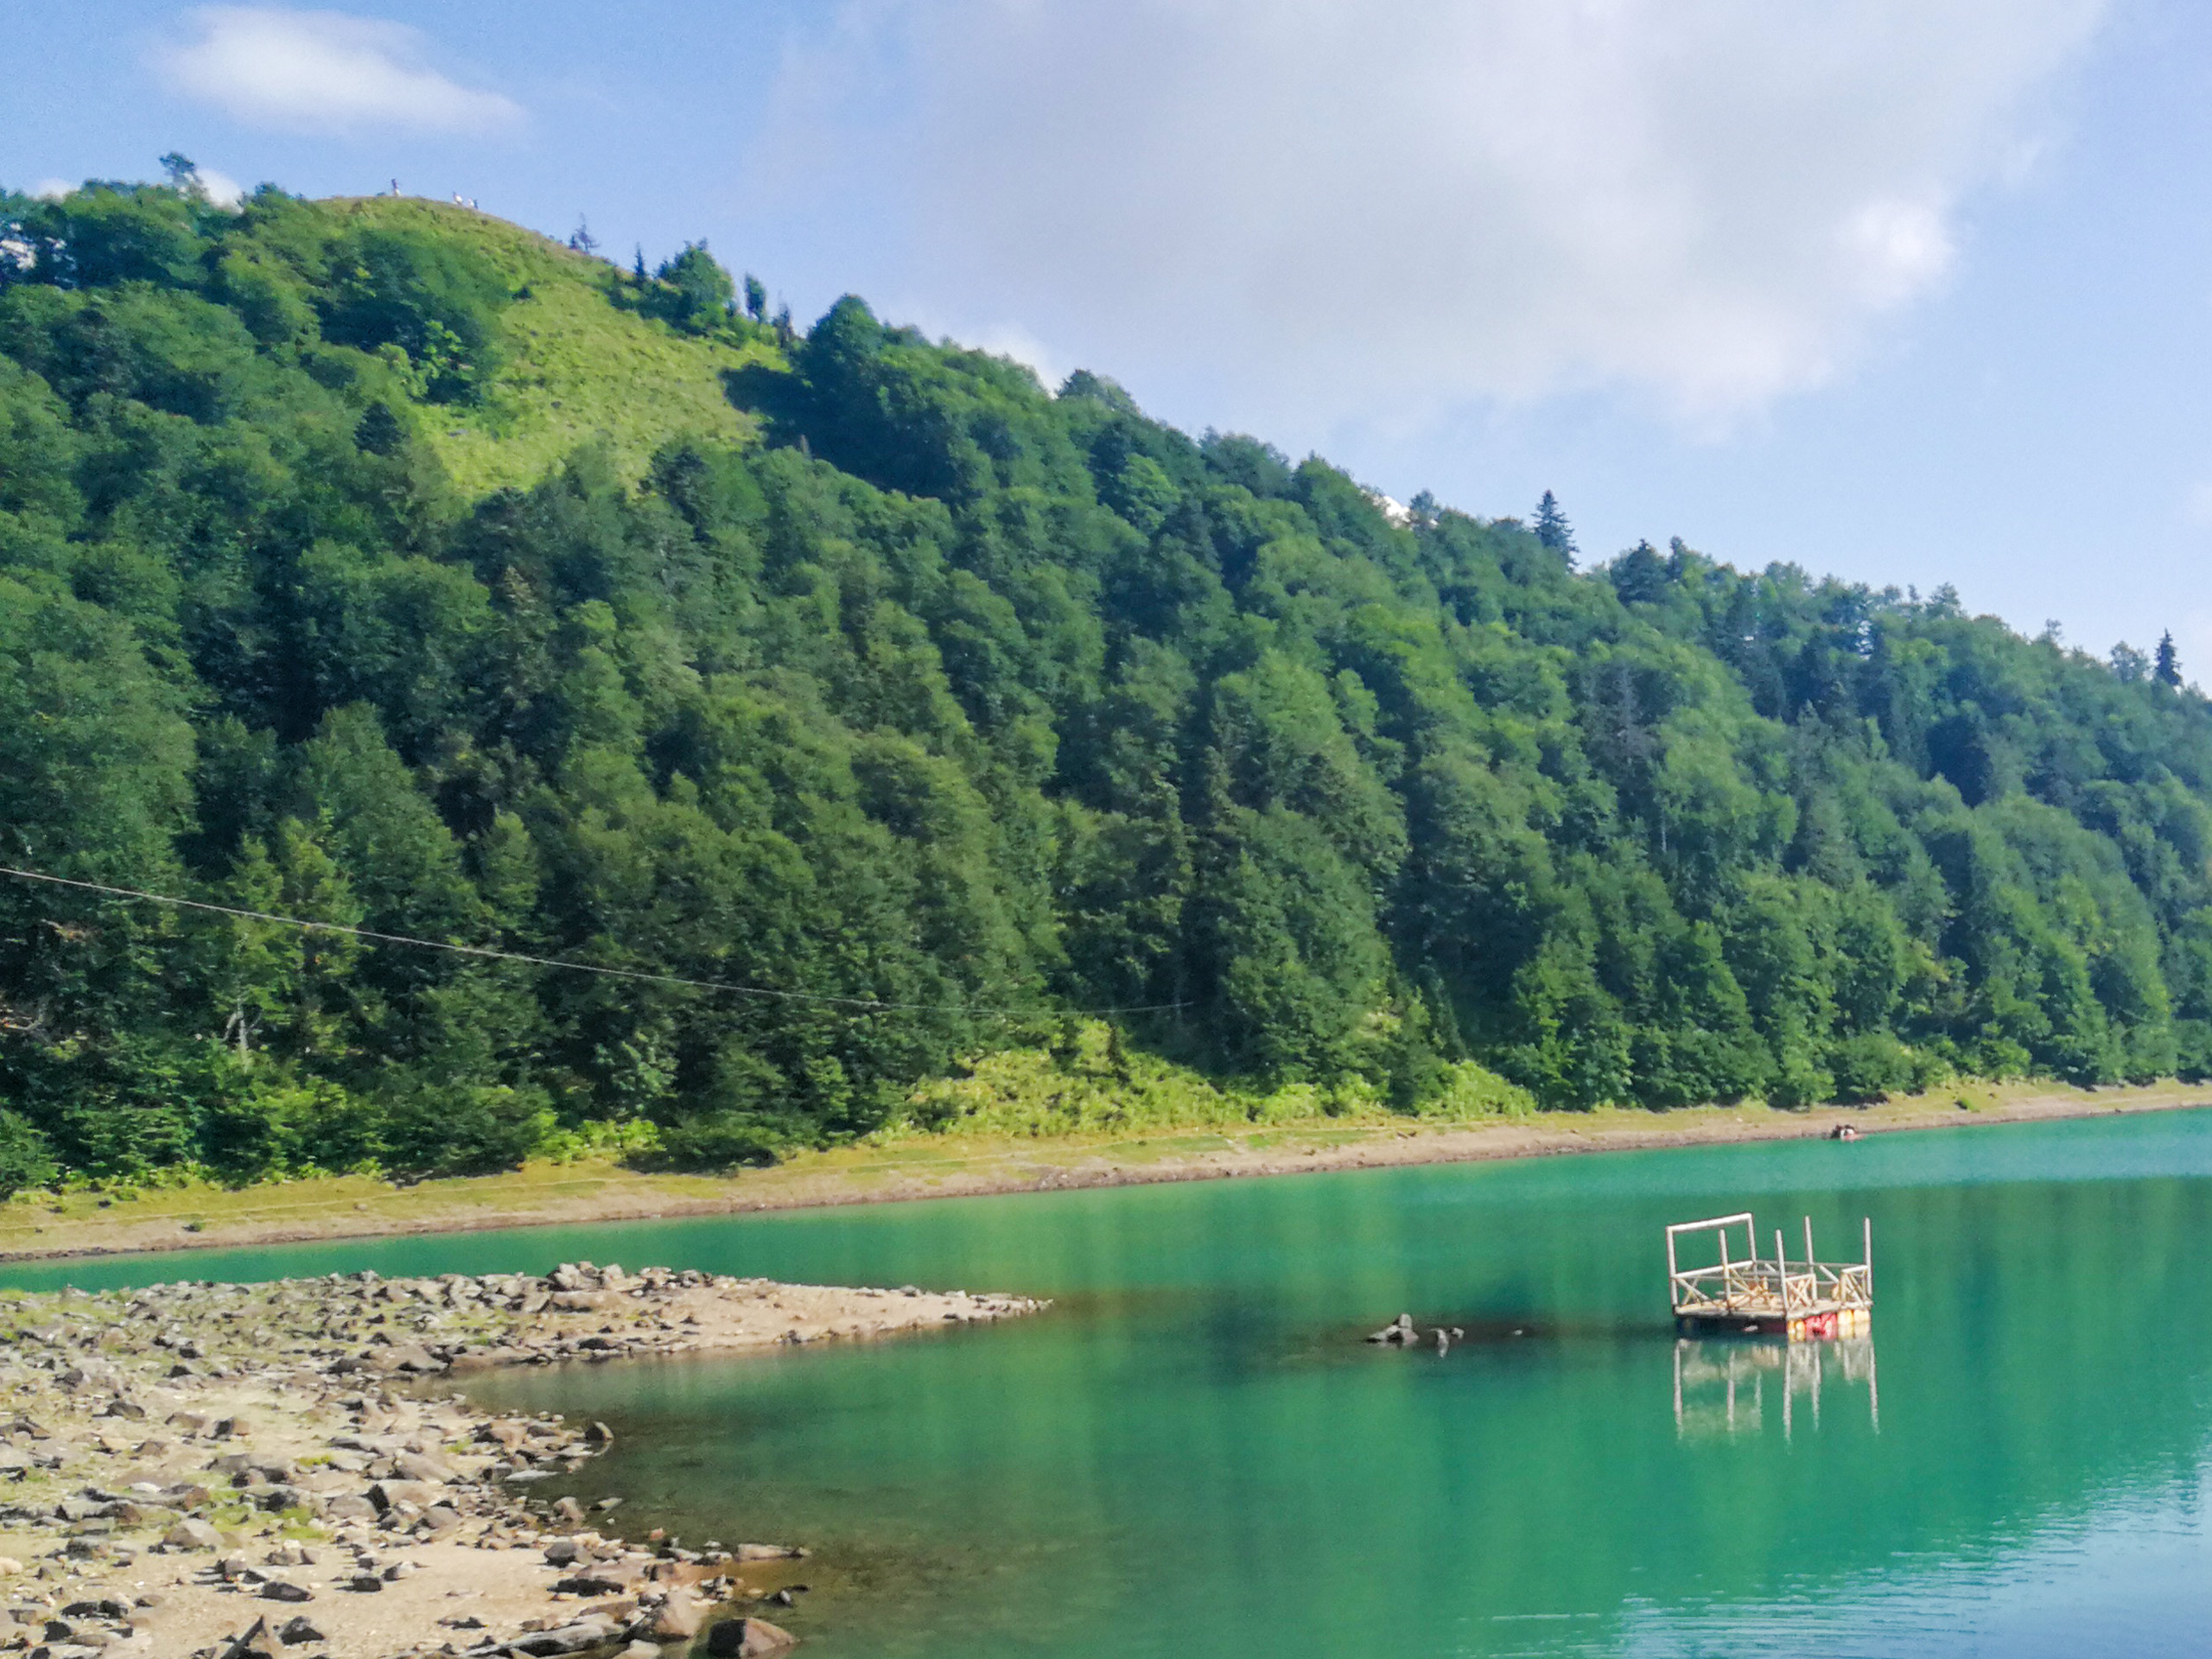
[0,1263,1044,1658]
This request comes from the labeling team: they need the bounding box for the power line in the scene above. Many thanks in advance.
[0,865,1182,1020]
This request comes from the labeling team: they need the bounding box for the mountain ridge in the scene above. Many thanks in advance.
[0,174,2207,1192]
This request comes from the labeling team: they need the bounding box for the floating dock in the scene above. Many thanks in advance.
[1666,1211,1872,1340]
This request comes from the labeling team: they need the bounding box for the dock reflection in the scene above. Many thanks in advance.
[1672,1332,1878,1440]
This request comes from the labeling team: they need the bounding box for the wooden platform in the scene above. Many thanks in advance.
[1667,1211,1872,1341]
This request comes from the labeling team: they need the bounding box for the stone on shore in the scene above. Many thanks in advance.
[508,1611,620,1654]
[707,1616,800,1656]
[0,1261,1042,1658]
[219,1615,282,1658]
[650,1587,705,1638]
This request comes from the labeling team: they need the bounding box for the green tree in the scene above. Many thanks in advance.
[655,243,737,334]
[2156,631,2183,689]
[1533,490,1577,563]
[9,164,2212,1189]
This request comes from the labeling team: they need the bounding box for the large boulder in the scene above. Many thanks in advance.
[649,1590,703,1639]
[707,1618,799,1656]
[366,1479,440,1512]
[219,1616,282,1659]
[391,1450,454,1484]
[507,1613,620,1655]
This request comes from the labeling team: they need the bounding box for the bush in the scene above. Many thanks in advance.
[2176,1019,2212,1083]
[652,1110,791,1169]
[1414,1062,1537,1120]
[0,1110,57,1198]
[652,243,737,334]
[375,1081,554,1178]
[1765,1052,1836,1111]
[1828,1031,1913,1104]
[315,227,510,402]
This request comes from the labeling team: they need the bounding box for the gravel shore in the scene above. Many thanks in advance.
[0,1263,1044,1658]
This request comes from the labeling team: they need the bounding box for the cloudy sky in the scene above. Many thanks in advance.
[10,2,2212,668]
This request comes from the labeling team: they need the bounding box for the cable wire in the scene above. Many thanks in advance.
[0,865,1183,1019]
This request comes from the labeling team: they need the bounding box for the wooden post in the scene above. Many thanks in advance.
[1775,1230,1788,1312]
[1863,1216,1873,1294]
[1804,1215,1815,1271]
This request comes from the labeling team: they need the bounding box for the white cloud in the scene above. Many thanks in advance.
[159,6,523,136]
[29,181,75,200]
[194,167,246,209]
[764,0,2107,427]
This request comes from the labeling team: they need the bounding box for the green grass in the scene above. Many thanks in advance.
[321,197,783,496]
[887,1020,1536,1141]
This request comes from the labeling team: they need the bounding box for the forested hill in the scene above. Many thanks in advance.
[2,174,2210,1191]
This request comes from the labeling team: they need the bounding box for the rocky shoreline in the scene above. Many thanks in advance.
[0,1263,1045,1658]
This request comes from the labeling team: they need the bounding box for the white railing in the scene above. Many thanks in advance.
[1665,1212,1872,1318]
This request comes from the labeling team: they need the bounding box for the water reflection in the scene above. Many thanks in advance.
[1672,1332,1879,1440]
[23,1109,2212,1657]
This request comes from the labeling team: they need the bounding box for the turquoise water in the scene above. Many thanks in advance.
[16,1110,2212,1656]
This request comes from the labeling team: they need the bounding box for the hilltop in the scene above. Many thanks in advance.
[307,197,775,495]
[3,173,2212,1194]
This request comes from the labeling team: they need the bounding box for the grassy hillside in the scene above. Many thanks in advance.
[3,170,2212,1196]
[315,198,775,494]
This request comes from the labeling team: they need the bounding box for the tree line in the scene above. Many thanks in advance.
[2,173,2209,1191]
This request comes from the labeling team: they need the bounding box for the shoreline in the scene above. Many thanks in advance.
[0,1262,1042,1658]
[3,1081,2208,1268]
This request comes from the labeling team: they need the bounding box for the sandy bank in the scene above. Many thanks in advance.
[0,1264,1042,1657]
[2,1081,2209,1268]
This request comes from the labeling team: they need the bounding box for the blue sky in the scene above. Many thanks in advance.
[10,2,2212,671]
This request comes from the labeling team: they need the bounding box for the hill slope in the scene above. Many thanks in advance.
[2,175,2210,1189]
[318,196,776,494]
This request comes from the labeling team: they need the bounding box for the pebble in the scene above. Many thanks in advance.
[0,1261,1044,1658]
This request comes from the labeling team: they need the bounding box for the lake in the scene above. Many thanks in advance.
[12,1109,2212,1656]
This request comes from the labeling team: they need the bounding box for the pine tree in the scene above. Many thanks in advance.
[1533,490,1577,564]
[2156,631,2183,688]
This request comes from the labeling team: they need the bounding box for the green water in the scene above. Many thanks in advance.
[16,1111,2212,1656]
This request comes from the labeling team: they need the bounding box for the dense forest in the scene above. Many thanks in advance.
[3,169,2210,1192]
